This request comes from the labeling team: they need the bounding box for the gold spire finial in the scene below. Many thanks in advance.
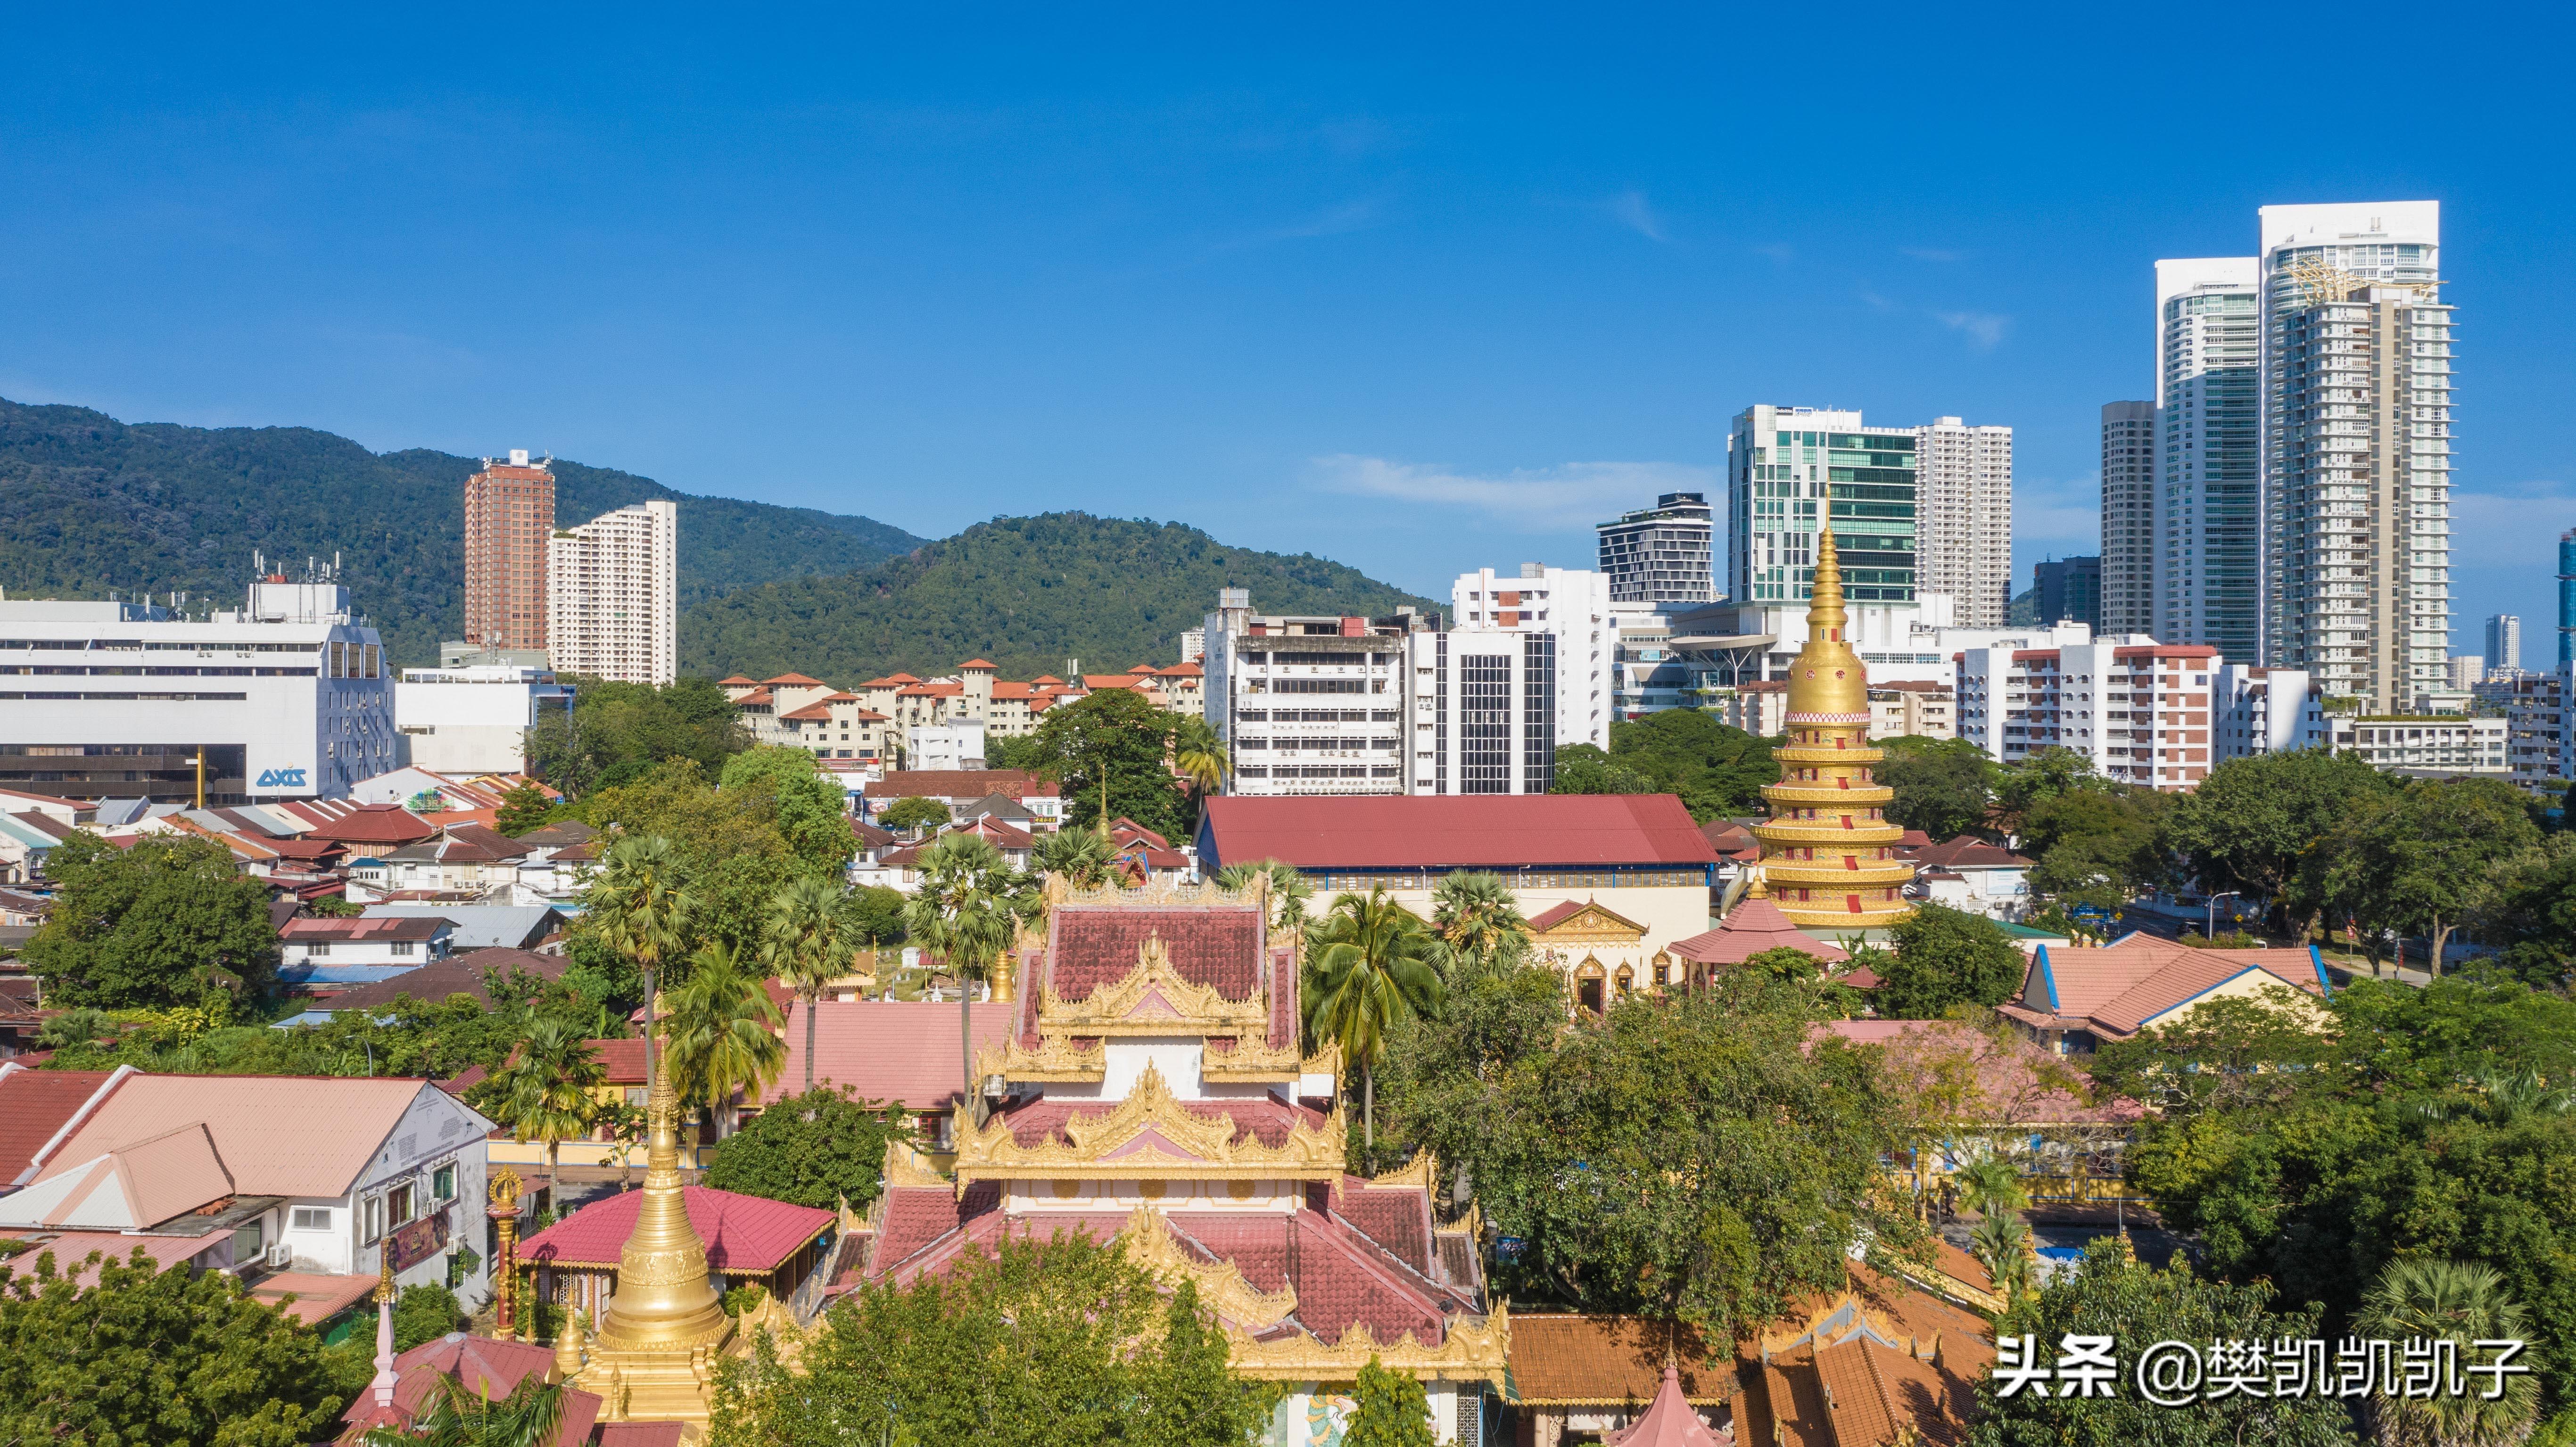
[373,1252,396,1305]
[590,1006,733,1354]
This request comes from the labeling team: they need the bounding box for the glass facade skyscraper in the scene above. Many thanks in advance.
[1726,405,1919,606]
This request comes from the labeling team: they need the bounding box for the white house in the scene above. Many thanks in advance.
[1904,836,2037,920]
[279,915,455,968]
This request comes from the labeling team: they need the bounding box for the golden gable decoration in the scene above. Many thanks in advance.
[1037,934,1269,1036]
[977,1034,1108,1082]
[1197,1035,1304,1081]
[1221,1302,1511,1384]
[951,1061,1345,1193]
[1119,1208,1299,1332]
[1532,900,1648,944]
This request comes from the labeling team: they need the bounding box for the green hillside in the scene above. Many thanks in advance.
[0,397,924,666]
[684,513,1439,683]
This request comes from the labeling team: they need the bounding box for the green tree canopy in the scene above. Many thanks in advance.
[578,761,841,959]
[877,796,952,834]
[1344,1357,1436,1447]
[24,832,281,1008]
[1304,888,1444,1157]
[2023,788,2169,908]
[1025,688,1194,840]
[2159,749,2393,927]
[705,1085,910,1211]
[527,676,749,797]
[1875,904,2026,1019]
[1877,736,1998,842]
[719,747,860,879]
[1597,710,1780,821]
[1549,743,1653,797]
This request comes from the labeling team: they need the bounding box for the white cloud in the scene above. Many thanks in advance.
[1608,190,1669,243]
[1752,243,1793,263]
[2015,479,2100,550]
[1935,310,2010,350]
[1311,454,1718,531]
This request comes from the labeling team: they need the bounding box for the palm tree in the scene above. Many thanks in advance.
[1951,1150,2030,1220]
[487,1019,603,1200]
[765,875,846,1093]
[1174,716,1229,810]
[1429,871,1529,976]
[902,832,1020,1122]
[1032,826,1114,889]
[1216,858,1313,937]
[363,1370,567,1447]
[661,940,786,1138]
[586,834,696,1094]
[1970,1212,2035,1301]
[1303,888,1444,1152]
[2358,1258,2538,1447]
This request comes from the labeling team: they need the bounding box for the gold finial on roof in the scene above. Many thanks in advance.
[373,1251,396,1305]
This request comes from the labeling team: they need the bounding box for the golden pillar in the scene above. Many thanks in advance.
[486,1167,523,1338]
[1752,527,1918,928]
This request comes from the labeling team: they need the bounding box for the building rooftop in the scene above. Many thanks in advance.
[765,1002,1016,1111]
[519,1185,834,1273]
[1197,795,1718,871]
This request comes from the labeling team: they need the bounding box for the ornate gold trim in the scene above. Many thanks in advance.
[1060,877,1260,908]
[1198,1035,1304,1080]
[976,1034,1108,1082]
[1222,1302,1511,1384]
[1119,1208,1298,1331]
[952,1061,1345,1190]
[882,1137,950,1189]
[1367,1149,1438,1192]
[1038,934,1268,1035]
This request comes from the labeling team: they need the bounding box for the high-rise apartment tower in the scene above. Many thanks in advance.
[2486,615,2522,676]
[2099,402,2154,637]
[462,450,555,652]
[1727,406,1918,608]
[1913,416,2015,625]
[2561,530,2576,667]
[2154,259,2262,661]
[547,500,679,685]
[2259,202,2450,712]
[1596,493,1714,605]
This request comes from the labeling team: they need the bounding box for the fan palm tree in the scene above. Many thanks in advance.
[903,832,1021,1120]
[1215,858,1314,937]
[2358,1258,2538,1447]
[586,834,696,1093]
[487,1018,603,1196]
[661,940,786,1137]
[363,1370,568,1447]
[765,875,847,1093]
[1970,1212,2036,1301]
[1429,871,1530,976]
[1032,826,1114,889]
[1303,888,1444,1152]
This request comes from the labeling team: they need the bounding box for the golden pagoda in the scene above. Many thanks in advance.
[1751,527,1917,928]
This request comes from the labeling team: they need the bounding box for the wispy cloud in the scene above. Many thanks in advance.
[1935,310,2010,350]
[1311,455,1718,530]
[1607,190,1669,243]
[1855,288,1896,312]
[2015,479,2100,549]
[1203,200,1379,256]
[1903,247,1966,263]
[1752,243,1793,263]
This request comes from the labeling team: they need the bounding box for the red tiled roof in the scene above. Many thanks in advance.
[0,1067,117,1185]
[307,805,438,846]
[1508,1316,1727,1405]
[1159,662,1204,677]
[1668,898,1848,967]
[765,1002,1014,1110]
[586,1037,648,1085]
[519,1185,833,1273]
[1045,906,1262,1002]
[1200,795,1718,870]
[719,675,757,686]
[763,673,827,687]
[867,770,1038,799]
[1912,836,2033,870]
[281,915,450,942]
[340,1336,599,1447]
[959,658,997,670]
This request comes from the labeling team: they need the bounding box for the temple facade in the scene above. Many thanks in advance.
[862,873,1504,1445]
[1751,528,1918,928]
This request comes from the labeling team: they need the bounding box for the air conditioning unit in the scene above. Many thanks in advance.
[264,1242,292,1268]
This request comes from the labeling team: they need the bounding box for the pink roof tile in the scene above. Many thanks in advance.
[1668,898,1849,967]
[518,1186,833,1273]
[248,1271,379,1325]
[341,1335,600,1447]
[1044,905,1263,1003]
[0,1067,117,1185]
[1606,1365,1727,1447]
[1203,795,1719,870]
[765,1002,1015,1110]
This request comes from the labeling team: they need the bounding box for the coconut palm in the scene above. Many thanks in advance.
[1970,1212,2035,1301]
[1951,1150,2030,1220]
[903,832,1021,1118]
[1304,888,1445,1152]
[586,834,696,1093]
[765,875,847,1093]
[2359,1258,2538,1447]
[1032,826,1114,889]
[1174,716,1230,801]
[1215,858,1314,936]
[1429,871,1530,976]
[661,940,786,1136]
[363,1369,567,1447]
[487,1018,603,1196]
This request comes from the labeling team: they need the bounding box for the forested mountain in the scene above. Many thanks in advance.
[0,397,923,666]
[684,513,1438,683]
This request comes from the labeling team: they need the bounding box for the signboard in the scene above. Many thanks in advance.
[387,1210,451,1274]
[2066,905,2115,927]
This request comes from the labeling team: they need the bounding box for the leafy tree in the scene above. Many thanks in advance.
[1878,736,1999,841]
[493,783,558,837]
[1427,871,1530,977]
[33,1005,117,1049]
[1968,1237,2356,1447]
[705,1232,1271,1447]
[0,1241,352,1447]
[2162,749,2394,931]
[1875,904,2025,1019]
[2024,788,2168,907]
[1027,688,1193,840]
[390,1281,466,1352]
[705,1085,910,1211]
[1741,944,1828,982]
[361,1366,567,1447]
[1992,746,2114,837]
[2481,836,2576,986]
[1550,743,1653,796]
[1599,710,1779,821]
[878,796,952,834]
[1345,1357,1436,1447]
[767,875,848,1092]
[1305,888,1444,1155]
[486,1017,605,1188]
[663,940,787,1126]
[25,832,281,1007]
[585,832,698,1092]
[837,885,908,949]
[1372,962,1566,1194]
[1033,826,1115,888]
[581,764,818,957]
[902,833,1023,1115]
[1172,715,1229,827]
[2357,1259,2538,1447]
[527,676,749,797]
[719,747,859,879]
[2369,778,2540,975]
[2086,993,2331,1114]
[979,733,1050,773]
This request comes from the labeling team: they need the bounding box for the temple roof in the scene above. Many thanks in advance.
[1668,898,1849,967]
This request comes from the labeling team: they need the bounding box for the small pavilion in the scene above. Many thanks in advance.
[1666,891,1849,989]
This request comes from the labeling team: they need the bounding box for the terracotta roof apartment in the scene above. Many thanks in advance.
[1196,795,1719,872]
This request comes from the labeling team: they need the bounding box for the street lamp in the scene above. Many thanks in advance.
[2207,891,2241,942]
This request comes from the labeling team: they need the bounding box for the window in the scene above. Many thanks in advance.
[362,1194,385,1242]
[303,941,331,957]
[388,1182,417,1228]
[432,1164,457,1203]
[291,1207,333,1233]
[389,940,414,956]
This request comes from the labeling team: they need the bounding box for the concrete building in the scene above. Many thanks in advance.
[1727,406,1918,609]
[2561,530,2576,666]
[548,499,677,685]
[393,665,571,774]
[460,450,554,654]
[2327,713,2508,778]
[2259,202,2451,713]
[0,581,394,805]
[2486,614,2523,676]
[1596,492,1715,605]
[1449,564,1613,751]
[2446,655,2487,691]
[1200,590,1432,797]
[1913,415,2015,625]
[2479,671,2569,788]
[2153,258,2262,661]
[2033,556,2102,632]
[2214,664,2328,759]
[1957,641,2222,789]
[1874,680,1957,740]
[1406,627,1556,795]
[2099,401,2156,639]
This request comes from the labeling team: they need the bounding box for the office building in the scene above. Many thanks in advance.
[0,580,394,804]
[2561,530,2576,666]
[1727,406,1918,608]
[2153,258,2262,661]
[1407,628,1559,795]
[1956,640,2222,789]
[1449,564,1613,751]
[2486,615,2523,676]
[547,500,678,685]
[461,450,555,654]
[394,664,573,774]
[1913,415,2015,625]
[1595,493,1714,605]
[2477,672,2568,788]
[2259,202,2451,713]
[2100,401,2155,637]
[1200,590,1431,797]
[2446,655,2486,692]
[2033,556,2102,632]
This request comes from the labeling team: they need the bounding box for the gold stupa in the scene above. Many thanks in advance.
[1751,527,1917,928]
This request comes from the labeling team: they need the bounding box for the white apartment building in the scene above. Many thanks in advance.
[1406,629,1559,794]
[0,582,394,805]
[2477,671,2568,788]
[2446,655,2486,692]
[2259,202,2451,712]
[1957,641,2222,789]
[1450,565,1612,751]
[2153,257,2263,663]
[548,499,678,685]
[2100,401,2155,639]
[394,665,573,774]
[1914,416,2015,626]
[2213,664,2328,758]
[1201,591,1426,797]
[1595,493,1714,605]
[2328,714,2508,778]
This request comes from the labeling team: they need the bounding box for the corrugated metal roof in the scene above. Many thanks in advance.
[1200,794,1719,870]
[35,1075,463,1200]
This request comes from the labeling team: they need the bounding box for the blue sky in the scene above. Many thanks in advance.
[5,2,2571,660]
